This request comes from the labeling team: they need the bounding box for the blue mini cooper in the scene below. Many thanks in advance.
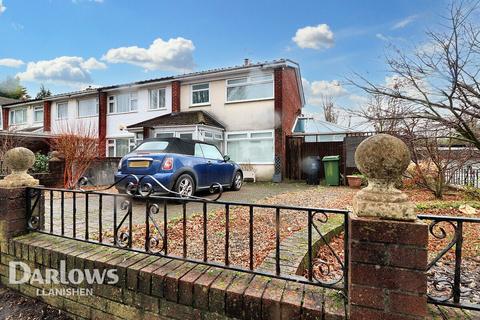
[114,138,243,197]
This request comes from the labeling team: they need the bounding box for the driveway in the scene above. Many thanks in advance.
[43,182,317,239]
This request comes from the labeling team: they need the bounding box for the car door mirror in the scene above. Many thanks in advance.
[223,155,230,162]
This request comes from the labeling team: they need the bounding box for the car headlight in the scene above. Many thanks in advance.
[118,158,123,170]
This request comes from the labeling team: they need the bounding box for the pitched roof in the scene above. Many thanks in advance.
[0,96,19,106]
[127,111,225,129]
[2,58,304,108]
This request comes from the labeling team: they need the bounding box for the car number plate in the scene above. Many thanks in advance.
[128,160,150,168]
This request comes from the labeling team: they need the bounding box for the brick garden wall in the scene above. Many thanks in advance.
[0,233,332,320]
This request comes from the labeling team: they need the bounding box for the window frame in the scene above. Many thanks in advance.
[190,82,210,107]
[225,129,274,164]
[107,138,137,157]
[107,92,138,114]
[56,102,69,120]
[225,74,274,103]
[9,108,28,125]
[33,106,44,123]
[77,97,99,118]
[149,87,167,110]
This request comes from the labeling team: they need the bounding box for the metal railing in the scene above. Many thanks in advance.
[25,175,350,296]
[418,214,480,311]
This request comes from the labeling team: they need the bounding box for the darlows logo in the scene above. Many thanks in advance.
[9,261,119,296]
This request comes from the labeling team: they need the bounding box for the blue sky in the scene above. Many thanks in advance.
[0,0,449,123]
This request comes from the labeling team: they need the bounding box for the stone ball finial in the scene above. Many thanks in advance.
[352,134,415,221]
[4,147,36,173]
[355,134,411,181]
[0,147,39,188]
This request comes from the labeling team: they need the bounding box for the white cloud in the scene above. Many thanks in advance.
[293,24,334,50]
[0,0,6,14]
[102,37,196,71]
[392,15,418,30]
[0,58,24,68]
[17,56,106,85]
[376,33,389,42]
[302,78,347,106]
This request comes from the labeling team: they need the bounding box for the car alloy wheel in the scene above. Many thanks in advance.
[178,177,193,196]
[234,172,242,189]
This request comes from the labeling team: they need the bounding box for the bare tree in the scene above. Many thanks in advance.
[350,1,480,150]
[353,93,412,133]
[321,96,339,124]
[49,123,99,189]
[402,119,475,198]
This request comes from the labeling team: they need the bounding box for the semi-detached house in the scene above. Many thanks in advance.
[1,59,304,181]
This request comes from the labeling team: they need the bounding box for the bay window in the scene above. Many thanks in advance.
[149,88,166,110]
[191,83,209,105]
[34,106,43,123]
[226,74,274,102]
[108,92,137,114]
[77,98,99,118]
[10,108,27,125]
[107,138,136,157]
[57,102,69,120]
[226,130,274,164]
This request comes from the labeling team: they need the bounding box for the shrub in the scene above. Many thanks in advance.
[31,152,50,173]
[464,185,480,201]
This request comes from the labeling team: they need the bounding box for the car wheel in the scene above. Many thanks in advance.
[174,174,195,197]
[231,171,243,191]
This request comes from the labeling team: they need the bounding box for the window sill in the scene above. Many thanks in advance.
[107,110,138,116]
[148,107,168,112]
[190,103,211,108]
[77,115,98,119]
[225,97,274,105]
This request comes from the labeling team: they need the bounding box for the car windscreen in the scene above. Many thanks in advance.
[135,141,169,152]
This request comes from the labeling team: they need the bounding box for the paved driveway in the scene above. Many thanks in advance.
[42,182,316,239]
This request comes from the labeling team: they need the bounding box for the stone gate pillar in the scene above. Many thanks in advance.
[348,134,428,319]
[0,147,42,242]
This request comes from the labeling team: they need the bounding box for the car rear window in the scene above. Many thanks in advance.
[135,141,169,152]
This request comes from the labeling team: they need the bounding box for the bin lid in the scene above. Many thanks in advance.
[322,155,340,161]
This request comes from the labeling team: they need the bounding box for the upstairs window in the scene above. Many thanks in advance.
[34,106,44,123]
[108,92,137,114]
[10,108,27,125]
[149,88,166,110]
[77,98,99,118]
[191,83,209,106]
[57,102,69,120]
[226,74,273,102]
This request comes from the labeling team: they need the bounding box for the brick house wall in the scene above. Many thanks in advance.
[274,67,303,178]
[98,92,108,157]
[43,101,52,133]
[172,80,181,113]
[2,108,8,130]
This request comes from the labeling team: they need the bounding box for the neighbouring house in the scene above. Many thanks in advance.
[0,96,20,131]
[1,59,304,181]
[292,115,359,142]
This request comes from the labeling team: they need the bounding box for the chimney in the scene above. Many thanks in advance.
[244,58,250,66]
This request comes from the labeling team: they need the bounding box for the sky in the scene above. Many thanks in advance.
[0,0,451,127]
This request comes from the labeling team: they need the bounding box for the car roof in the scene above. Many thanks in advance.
[136,137,218,156]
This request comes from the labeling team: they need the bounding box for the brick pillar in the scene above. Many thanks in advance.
[348,215,428,319]
[143,127,150,139]
[43,101,52,132]
[0,188,43,242]
[2,108,9,130]
[172,80,181,113]
[98,91,107,157]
